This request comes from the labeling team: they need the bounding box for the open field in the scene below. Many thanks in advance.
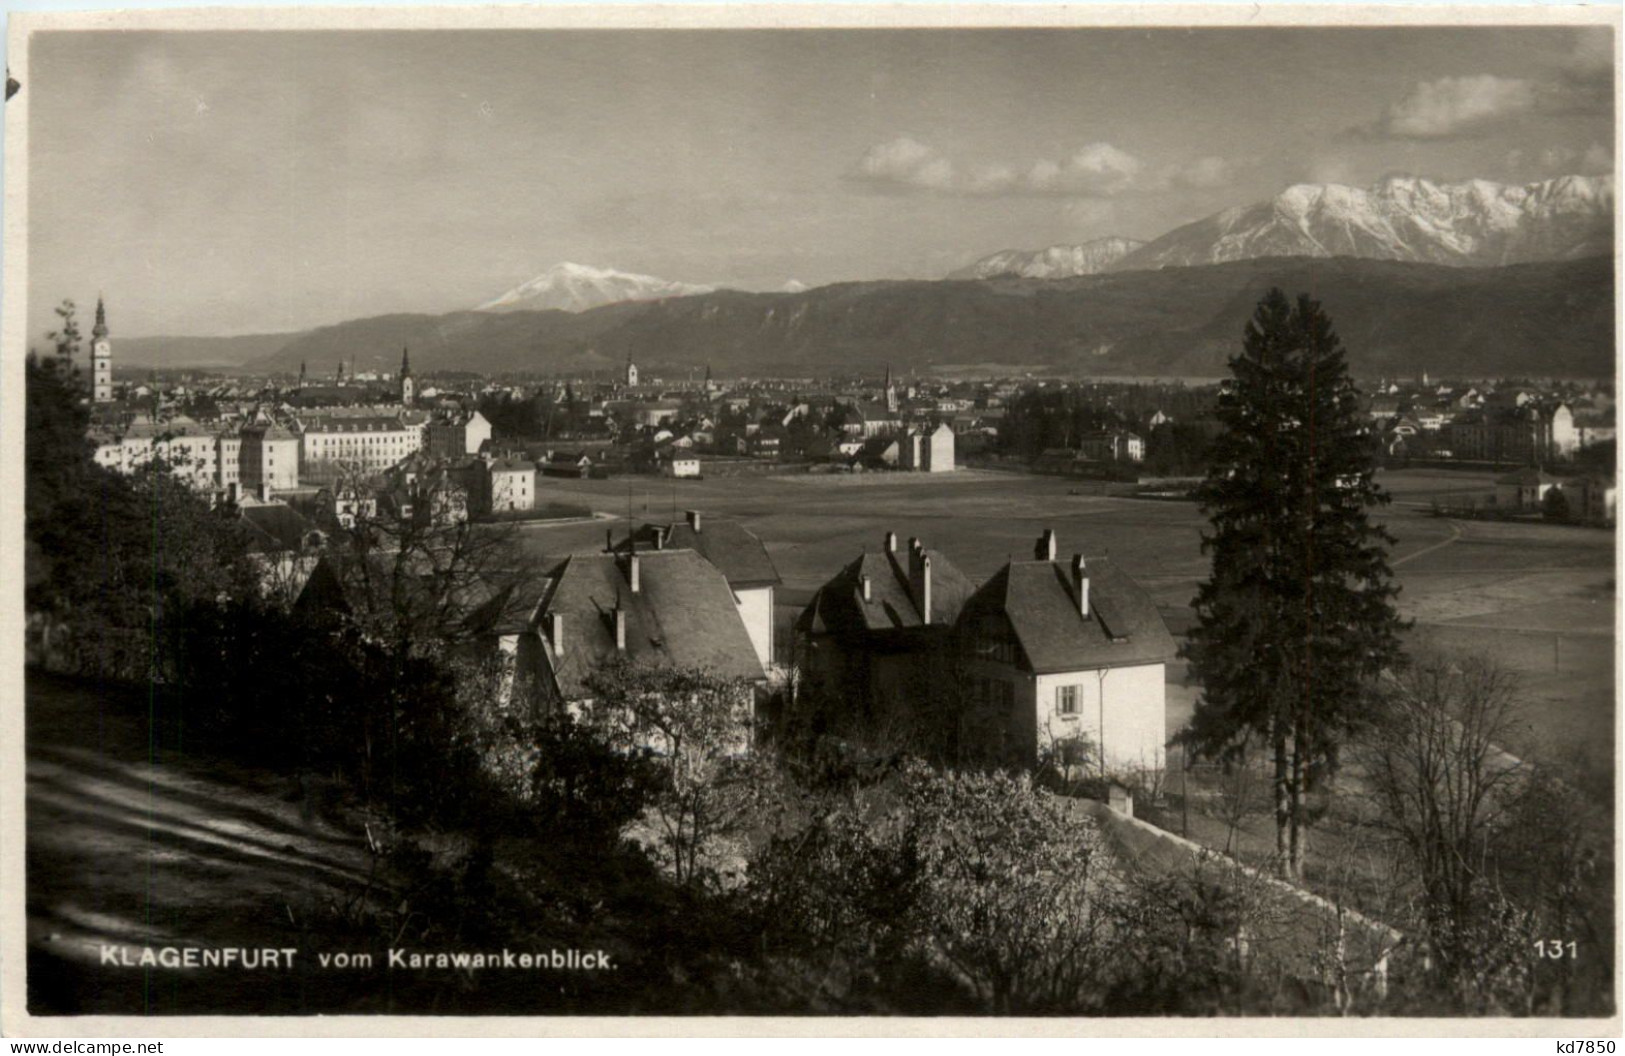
[516,467,1615,785]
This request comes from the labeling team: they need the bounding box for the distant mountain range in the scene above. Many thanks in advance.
[949,237,1146,280]
[116,331,307,371]
[956,175,1615,279]
[114,172,1613,380]
[479,261,717,313]
[216,255,1610,381]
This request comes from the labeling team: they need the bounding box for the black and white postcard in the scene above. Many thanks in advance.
[2,3,1619,1037]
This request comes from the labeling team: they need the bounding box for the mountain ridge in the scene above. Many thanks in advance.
[1117,173,1614,271]
[949,237,1147,280]
[233,255,1612,380]
[479,261,718,313]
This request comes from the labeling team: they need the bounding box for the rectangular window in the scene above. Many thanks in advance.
[1057,684,1080,716]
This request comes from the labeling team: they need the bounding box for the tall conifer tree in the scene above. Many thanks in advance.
[1180,288,1405,878]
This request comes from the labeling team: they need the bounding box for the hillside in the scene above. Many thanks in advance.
[117,331,304,370]
[243,256,1613,380]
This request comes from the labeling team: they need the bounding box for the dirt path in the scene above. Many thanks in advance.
[26,672,385,1015]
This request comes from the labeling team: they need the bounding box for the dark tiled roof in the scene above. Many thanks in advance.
[538,550,765,700]
[960,557,1175,674]
[798,546,976,637]
[241,421,297,441]
[629,519,781,589]
[239,502,315,553]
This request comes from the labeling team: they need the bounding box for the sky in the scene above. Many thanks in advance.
[25,23,1615,339]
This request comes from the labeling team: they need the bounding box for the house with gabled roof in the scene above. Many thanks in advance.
[794,532,978,737]
[621,510,782,669]
[529,549,767,711]
[956,529,1176,774]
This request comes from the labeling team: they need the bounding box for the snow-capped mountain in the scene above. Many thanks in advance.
[949,237,1147,280]
[780,279,810,293]
[1117,174,1614,270]
[479,262,716,313]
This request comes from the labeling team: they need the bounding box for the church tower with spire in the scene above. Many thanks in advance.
[883,363,898,414]
[90,296,112,403]
[399,347,415,407]
[625,351,639,389]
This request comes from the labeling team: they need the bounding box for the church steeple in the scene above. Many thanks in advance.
[399,347,415,407]
[90,295,112,403]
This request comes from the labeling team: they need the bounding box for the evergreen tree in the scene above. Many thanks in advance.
[1179,288,1405,879]
[47,298,82,364]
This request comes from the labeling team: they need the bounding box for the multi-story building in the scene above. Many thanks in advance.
[900,422,957,472]
[1445,403,1578,463]
[956,530,1174,773]
[795,528,1175,775]
[425,409,493,459]
[297,413,426,476]
[795,531,977,735]
[240,418,301,493]
[479,457,536,514]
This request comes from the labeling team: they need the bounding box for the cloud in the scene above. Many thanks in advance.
[1506,140,1613,179]
[1027,143,1144,196]
[854,136,959,192]
[1154,154,1244,190]
[1365,75,1540,140]
[852,137,1225,200]
[1581,141,1613,174]
[1563,28,1612,85]
[1359,41,1613,142]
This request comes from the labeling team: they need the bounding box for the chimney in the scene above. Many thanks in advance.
[686,509,702,533]
[606,528,614,553]
[547,612,565,656]
[228,481,240,505]
[1071,554,1090,617]
[1035,529,1057,562]
[654,526,667,550]
[884,530,897,552]
[909,547,933,625]
[628,553,641,594]
[860,573,872,601]
[259,480,272,503]
[613,606,627,651]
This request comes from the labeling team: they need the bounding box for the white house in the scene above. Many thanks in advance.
[1494,469,1564,511]
[663,457,702,479]
[954,529,1176,774]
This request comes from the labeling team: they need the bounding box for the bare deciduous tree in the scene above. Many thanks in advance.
[1359,651,1534,1005]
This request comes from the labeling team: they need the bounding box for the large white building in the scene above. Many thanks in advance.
[296,412,427,476]
[901,422,956,472]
